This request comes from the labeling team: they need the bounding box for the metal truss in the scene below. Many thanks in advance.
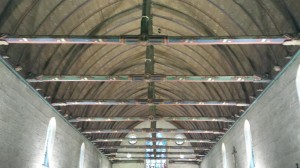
[1,34,300,45]
[98,145,209,150]
[69,116,234,123]
[104,152,205,157]
[52,99,249,106]
[82,128,225,134]
[92,138,216,144]
[27,74,271,83]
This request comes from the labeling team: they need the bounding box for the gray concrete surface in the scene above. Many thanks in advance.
[200,50,300,168]
[0,57,111,168]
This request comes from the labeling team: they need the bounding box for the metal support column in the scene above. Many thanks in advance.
[141,0,158,160]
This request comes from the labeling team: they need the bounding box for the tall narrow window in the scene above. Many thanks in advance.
[145,133,167,168]
[222,143,227,168]
[79,143,85,168]
[244,120,255,168]
[296,65,300,102]
[98,157,101,168]
[42,117,56,168]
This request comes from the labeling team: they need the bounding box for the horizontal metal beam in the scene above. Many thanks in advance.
[52,99,249,106]
[69,116,234,123]
[112,160,144,163]
[104,152,205,156]
[169,161,200,164]
[109,157,202,162]
[98,145,209,150]
[92,138,216,144]
[112,160,200,164]
[1,35,298,45]
[82,128,225,134]
[27,74,271,83]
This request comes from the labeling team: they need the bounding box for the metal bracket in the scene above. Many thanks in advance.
[148,115,155,121]
[27,75,44,82]
[0,40,8,45]
[283,39,300,45]
[283,33,300,45]
[141,16,150,20]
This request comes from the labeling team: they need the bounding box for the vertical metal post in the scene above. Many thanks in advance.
[140,0,152,40]
[141,0,157,161]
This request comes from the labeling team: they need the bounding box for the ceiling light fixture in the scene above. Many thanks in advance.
[128,134,137,145]
[175,134,185,145]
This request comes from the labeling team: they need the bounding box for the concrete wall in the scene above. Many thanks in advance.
[0,57,111,168]
[200,50,300,168]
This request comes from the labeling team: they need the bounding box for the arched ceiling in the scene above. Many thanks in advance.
[0,0,299,162]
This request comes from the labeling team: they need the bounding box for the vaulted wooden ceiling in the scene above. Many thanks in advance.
[0,0,299,163]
